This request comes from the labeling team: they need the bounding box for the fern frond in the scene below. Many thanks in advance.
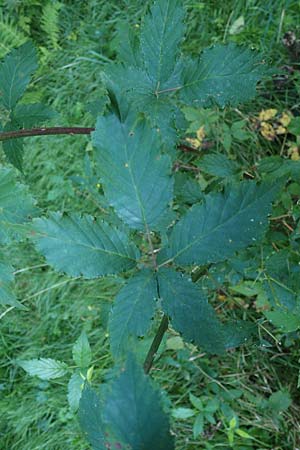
[0,13,27,58]
[40,1,62,49]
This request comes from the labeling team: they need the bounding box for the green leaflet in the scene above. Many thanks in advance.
[0,260,20,307]
[93,115,173,231]
[0,41,37,110]
[33,213,140,278]
[140,0,185,84]
[158,268,254,353]
[13,103,57,128]
[2,121,24,171]
[72,331,92,369]
[103,356,174,450]
[180,44,266,107]
[79,386,107,450]
[157,268,226,354]
[115,21,142,67]
[159,180,281,266]
[200,153,240,178]
[68,372,85,412]
[79,357,174,450]
[0,167,37,244]
[18,358,68,380]
[109,269,157,359]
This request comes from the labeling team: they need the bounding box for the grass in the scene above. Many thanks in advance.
[0,0,300,449]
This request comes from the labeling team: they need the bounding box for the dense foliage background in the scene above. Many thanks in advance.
[0,1,300,449]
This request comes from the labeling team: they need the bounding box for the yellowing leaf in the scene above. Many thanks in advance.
[279,112,291,127]
[186,137,201,149]
[289,146,300,161]
[229,16,245,35]
[258,109,277,121]
[260,121,275,141]
[196,126,205,143]
[275,125,286,135]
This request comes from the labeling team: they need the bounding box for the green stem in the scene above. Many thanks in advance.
[143,314,169,374]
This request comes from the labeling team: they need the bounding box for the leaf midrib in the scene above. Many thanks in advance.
[161,185,275,265]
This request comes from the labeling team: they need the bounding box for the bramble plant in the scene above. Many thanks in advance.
[1,0,299,448]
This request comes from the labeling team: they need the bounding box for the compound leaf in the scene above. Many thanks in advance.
[180,44,266,107]
[159,180,281,266]
[0,41,37,110]
[33,213,139,278]
[93,115,173,231]
[18,358,68,380]
[140,0,185,84]
[109,269,157,358]
[158,268,226,354]
[103,356,174,450]
[0,167,36,244]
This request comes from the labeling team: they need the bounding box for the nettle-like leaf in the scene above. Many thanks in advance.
[93,115,173,231]
[79,356,174,450]
[18,358,68,380]
[158,268,226,354]
[68,372,85,412]
[109,269,157,358]
[159,180,281,266]
[0,167,37,244]
[2,121,24,171]
[0,41,37,110]
[72,331,92,368]
[33,213,140,278]
[0,259,21,308]
[180,44,266,107]
[79,386,107,450]
[140,0,185,85]
[12,103,57,128]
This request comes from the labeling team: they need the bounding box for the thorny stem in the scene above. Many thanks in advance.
[0,126,95,141]
[143,314,169,374]
[0,126,213,153]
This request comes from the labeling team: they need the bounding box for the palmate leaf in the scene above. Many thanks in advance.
[103,65,179,147]
[109,269,157,358]
[93,115,173,231]
[0,41,37,110]
[103,1,266,146]
[180,44,266,107]
[159,180,281,266]
[33,213,139,278]
[158,268,226,354]
[0,167,37,244]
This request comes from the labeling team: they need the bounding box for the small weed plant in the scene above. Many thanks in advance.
[0,0,299,448]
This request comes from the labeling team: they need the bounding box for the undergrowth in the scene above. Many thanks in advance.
[0,1,300,449]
